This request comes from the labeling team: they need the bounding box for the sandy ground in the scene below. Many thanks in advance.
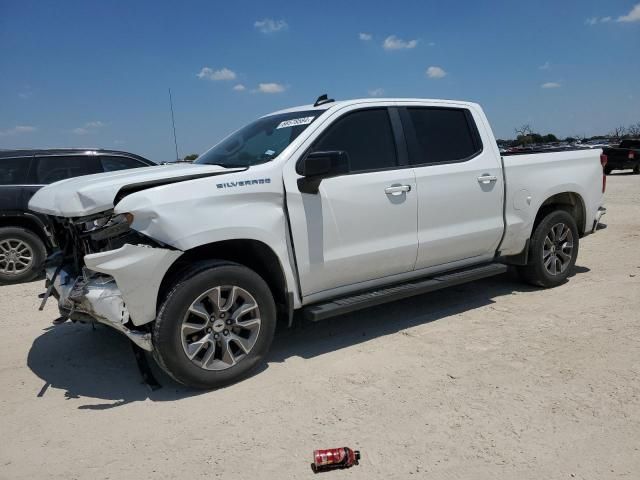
[1,174,639,480]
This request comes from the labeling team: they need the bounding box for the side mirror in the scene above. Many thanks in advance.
[297,151,350,194]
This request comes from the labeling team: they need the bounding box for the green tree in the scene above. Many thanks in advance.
[183,154,199,161]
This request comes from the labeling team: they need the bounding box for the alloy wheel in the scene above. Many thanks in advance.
[180,286,261,371]
[0,239,33,276]
[542,222,574,275]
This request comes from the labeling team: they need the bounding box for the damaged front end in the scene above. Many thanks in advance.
[42,211,182,351]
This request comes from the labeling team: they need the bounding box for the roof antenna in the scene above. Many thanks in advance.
[168,88,180,162]
[314,93,335,107]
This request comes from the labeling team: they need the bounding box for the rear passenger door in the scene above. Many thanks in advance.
[400,105,504,270]
[33,155,101,184]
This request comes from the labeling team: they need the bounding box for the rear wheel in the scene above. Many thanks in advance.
[153,261,276,389]
[0,227,46,284]
[604,166,613,175]
[633,164,640,175]
[518,210,579,288]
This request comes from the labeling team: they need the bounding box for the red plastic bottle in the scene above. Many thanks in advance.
[312,447,360,473]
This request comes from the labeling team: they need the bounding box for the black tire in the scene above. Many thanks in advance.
[152,261,276,389]
[0,227,47,284]
[604,166,613,175]
[517,210,579,288]
[633,164,640,175]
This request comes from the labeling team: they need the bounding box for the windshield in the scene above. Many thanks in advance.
[195,110,322,167]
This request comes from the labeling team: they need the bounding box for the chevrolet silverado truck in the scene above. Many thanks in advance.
[29,96,607,389]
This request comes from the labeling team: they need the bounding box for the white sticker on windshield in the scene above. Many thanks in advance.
[264,149,276,156]
[276,116,315,129]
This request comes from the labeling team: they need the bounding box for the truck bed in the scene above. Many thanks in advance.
[499,148,604,257]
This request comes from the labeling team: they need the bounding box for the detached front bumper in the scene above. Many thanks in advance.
[46,243,182,351]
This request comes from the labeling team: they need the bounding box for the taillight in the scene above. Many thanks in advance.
[600,154,607,193]
[629,151,635,159]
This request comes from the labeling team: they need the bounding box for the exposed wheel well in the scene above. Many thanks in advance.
[158,239,290,319]
[534,192,586,236]
[0,215,50,249]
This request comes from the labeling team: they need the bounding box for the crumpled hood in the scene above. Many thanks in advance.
[28,163,244,217]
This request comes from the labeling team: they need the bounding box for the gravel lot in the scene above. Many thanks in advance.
[1,173,639,480]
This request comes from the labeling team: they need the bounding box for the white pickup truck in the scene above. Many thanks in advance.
[29,96,607,389]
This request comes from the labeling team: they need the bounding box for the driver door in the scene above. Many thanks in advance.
[283,106,418,299]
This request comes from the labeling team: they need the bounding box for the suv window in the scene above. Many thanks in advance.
[312,109,397,172]
[101,156,148,172]
[34,155,101,184]
[405,107,481,165]
[0,157,31,185]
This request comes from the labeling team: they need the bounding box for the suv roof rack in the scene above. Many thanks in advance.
[314,94,335,107]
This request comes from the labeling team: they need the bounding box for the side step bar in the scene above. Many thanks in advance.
[304,263,508,322]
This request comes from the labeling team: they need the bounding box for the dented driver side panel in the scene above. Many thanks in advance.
[113,163,300,307]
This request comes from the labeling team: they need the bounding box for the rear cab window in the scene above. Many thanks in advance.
[34,155,101,184]
[309,108,398,172]
[402,107,483,165]
[0,157,32,185]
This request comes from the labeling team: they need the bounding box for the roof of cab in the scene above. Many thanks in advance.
[267,97,478,116]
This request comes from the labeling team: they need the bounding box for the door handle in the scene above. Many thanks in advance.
[477,175,498,184]
[385,185,411,196]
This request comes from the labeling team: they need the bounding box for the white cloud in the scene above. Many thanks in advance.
[618,3,640,22]
[383,35,418,50]
[359,32,372,41]
[254,18,288,33]
[541,82,561,89]
[539,61,550,70]
[72,121,106,135]
[0,125,37,136]
[233,84,246,91]
[427,41,436,47]
[85,121,105,128]
[197,67,236,81]
[586,4,640,25]
[257,83,286,94]
[368,88,385,97]
[426,66,447,79]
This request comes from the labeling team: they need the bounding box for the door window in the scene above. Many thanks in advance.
[34,156,101,184]
[405,108,482,165]
[0,157,31,185]
[312,109,398,172]
[101,156,148,172]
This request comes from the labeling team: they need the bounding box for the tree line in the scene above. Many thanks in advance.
[497,122,640,147]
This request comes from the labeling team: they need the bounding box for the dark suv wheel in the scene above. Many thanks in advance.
[518,210,579,288]
[152,261,277,389]
[0,227,47,284]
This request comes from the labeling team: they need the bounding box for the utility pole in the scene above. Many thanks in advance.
[169,88,179,162]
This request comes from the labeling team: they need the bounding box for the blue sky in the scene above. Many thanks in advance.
[1,0,639,162]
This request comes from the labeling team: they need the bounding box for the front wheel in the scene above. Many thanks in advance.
[518,210,579,288]
[153,262,277,389]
